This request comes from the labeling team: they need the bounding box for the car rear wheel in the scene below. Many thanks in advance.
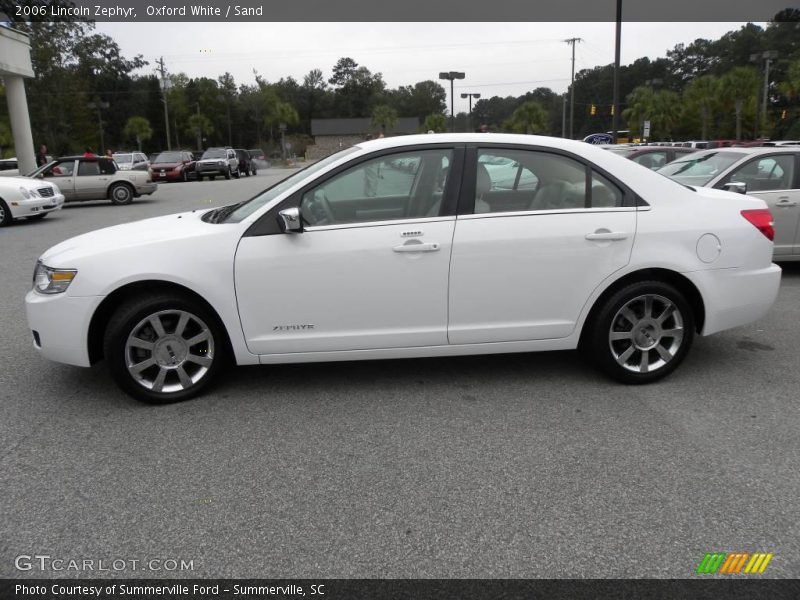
[582,281,694,384]
[0,200,13,226]
[103,294,226,404]
[251,167,257,176]
[182,170,188,182]
[233,167,240,179]
[109,182,134,205]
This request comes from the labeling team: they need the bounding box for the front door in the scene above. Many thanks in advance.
[42,159,77,200]
[717,153,800,256]
[235,147,457,355]
[448,147,636,344]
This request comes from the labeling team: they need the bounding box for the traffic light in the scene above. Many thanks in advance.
[590,104,597,116]
[782,109,787,120]
[610,105,615,116]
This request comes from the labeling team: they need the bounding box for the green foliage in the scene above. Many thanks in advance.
[371,105,398,134]
[504,101,548,134]
[421,113,448,133]
[123,116,152,151]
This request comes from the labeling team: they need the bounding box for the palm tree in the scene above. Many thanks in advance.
[622,86,656,139]
[683,75,719,140]
[123,116,152,152]
[371,104,398,136]
[721,67,759,140]
[421,113,447,133]
[506,101,547,134]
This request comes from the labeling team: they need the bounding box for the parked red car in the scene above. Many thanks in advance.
[149,150,197,182]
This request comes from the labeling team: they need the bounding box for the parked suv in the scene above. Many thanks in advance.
[196,147,238,180]
[235,149,256,177]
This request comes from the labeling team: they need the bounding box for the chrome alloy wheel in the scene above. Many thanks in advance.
[125,310,214,393]
[608,294,684,374]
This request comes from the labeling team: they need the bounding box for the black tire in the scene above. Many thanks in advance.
[232,167,240,179]
[581,280,694,384]
[27,212,48,220]
[197,175,204,182]
[0,199,14,226]
[251,167,257,176]
[182,170,188,182]
[109,182,134,205]
[103,293,227,404]
[224,167,232,180]
[209,175,215,181]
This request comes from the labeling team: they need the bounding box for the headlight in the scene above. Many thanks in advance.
[217,161,225,166]
[29,188,41,198]
[33,261,77,294]
[19,187,31,199]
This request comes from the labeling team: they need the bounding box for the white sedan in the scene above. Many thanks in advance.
[0,176,64,226]
[25,134,781,403]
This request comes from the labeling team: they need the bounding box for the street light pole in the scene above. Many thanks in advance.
[460,92,481,132]
[751,50,779,139]
[87,101,109,154]
[565,38,582,139]
[439,71,465,132]
[612,0,622,143]
[157,57,172,150]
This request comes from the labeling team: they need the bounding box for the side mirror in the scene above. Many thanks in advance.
[723,181,747,194]
[278,207,303,233]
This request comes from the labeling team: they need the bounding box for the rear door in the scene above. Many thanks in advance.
[448,146,636,344]
[75,159,112,200]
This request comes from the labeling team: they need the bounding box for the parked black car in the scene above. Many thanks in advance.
[248,148,271,169]
[235,148,256,177]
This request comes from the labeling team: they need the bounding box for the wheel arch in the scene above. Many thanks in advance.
[578,268,706,347]
[87,279,234,365]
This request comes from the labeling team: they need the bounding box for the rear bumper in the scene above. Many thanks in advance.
[137,183,158,195]
[686,264,782,335]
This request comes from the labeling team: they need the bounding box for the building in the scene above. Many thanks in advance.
[306,118,421,159]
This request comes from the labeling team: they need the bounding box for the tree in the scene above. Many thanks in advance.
[186,113,214,150]
[683,75,720,140]
[421,113,447,133]
[329,57,359,87]
[721,67,760,140]
[371,105,398,135]
[505,101,548,134]
[123,116,153,151]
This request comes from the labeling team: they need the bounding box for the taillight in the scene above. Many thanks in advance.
[741,209,774,241]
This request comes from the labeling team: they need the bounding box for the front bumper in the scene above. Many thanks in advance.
[25,290,102,367]
[686,264,782,336]
[11,193,65,218]
[196,163,228,176]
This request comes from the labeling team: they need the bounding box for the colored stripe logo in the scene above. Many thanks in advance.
[696,552,773,574]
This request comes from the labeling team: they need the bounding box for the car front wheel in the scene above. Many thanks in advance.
[224,167,232,180]
[103,294,226,403]
[583,281,694,384]
[109,183,134,205]
[0,200,13,226]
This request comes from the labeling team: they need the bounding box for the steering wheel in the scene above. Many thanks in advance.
[305,190,336,225]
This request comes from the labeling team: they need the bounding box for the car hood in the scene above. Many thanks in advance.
[40,210,217,266]
[0,175,54,189]
[198,158,227,163]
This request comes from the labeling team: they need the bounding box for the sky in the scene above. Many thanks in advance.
[96,22,762,115]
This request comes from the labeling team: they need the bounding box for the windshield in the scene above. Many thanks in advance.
[202,149,228,159]
[656,151,742,186]
[219,147,360,223]
[114,154,133,164]
[154,152,182,163]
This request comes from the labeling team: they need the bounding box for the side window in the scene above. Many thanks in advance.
[45,160,75,177]
[591,171,624,207]
[632,151,667,170]
[77,161,100,176]
[475,149,585,213]
[726,155,794,192]
[300,149,453,226]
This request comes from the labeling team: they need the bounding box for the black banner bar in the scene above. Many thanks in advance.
[1,0,798,22]
[2,579,800,600]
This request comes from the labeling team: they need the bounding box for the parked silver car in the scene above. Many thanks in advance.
[30,156,157,205]
[658,147,800,260]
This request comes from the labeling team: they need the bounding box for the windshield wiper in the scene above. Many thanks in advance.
[211,201,247,223]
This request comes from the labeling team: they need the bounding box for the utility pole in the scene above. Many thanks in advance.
[750,50,779,139]
[565,37,582,139]
[195,102,202,151]
[156,56,172,150]
[612,0,622,143]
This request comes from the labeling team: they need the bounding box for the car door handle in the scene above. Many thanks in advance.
[775,197,797,207]
[585,231,628,241]
[393,242,440,253]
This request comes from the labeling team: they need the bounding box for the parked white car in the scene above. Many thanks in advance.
[0,176,64,226]
[657,147,800,260]
[25,134,781,403]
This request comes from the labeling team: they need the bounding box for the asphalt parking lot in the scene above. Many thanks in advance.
[1,170,799,579]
